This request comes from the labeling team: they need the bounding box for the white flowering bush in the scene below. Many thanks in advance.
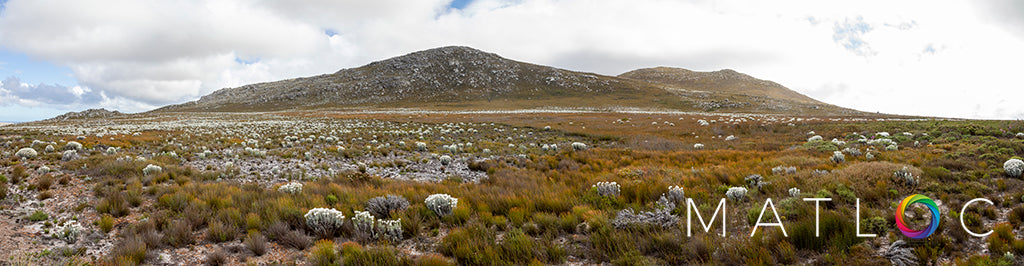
[572,142,588,151]
[664,185,685,202]
[65,141,83,151]
[439,155,453,165]
[772,166,797,175]
[352,210,375,239]
[885,144,898,151]
[865,152,875,160]
[278,182,303,194]
[375,218,402,243]
[416,142,428,151]
[842,147,862,157]
[57,149,76,162]
[16,147,37,159]
[106,147,117,155]
[143,164,163,175]
[1005,158,1024,178]
[425,194,458,217]
[894,166,918,186]
[44,145,55,153]
[38,166,50,174]
[1017,132,1024,138]
[745,174,768,189]
[698,119,710,126]
[831,151,845,163]
[592,181,620,197]
[724,135,738,141]
[726,187,747,201]
[305,208,346,238]
[54,221,84,244]
[788,188,801,197]
[807,135,823,142]
[693,143,704,150]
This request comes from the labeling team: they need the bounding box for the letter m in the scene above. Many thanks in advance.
[687,198,727,237]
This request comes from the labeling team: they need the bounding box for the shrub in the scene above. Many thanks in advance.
[612,197,678,229]
[164,220,194,247]
[808,135,823,142]
[36,175,53,191]
[0,183,7,200]
[143,164,163,175]
[788,187,801,197]
[26,210,48,222]
[61,150,78,161]
[725,187,747,201]
[278,182,303,194]
[109,235,148,265]
[366,194,410,219]
[65,141,83,151]
[353,210,375,240]
[308,239,340,266]
[831,151,845,163]
[304,208,346,238]
[724,135,738,141]
[244,231,267,256]
[772,166,797,175]
[16,147,37,159]
[592,181,620,197]
[744,174,767,189]
[416,142,427,151]
[107,147,117,155]
[693,143,704,149]
[206,221,237,243]
[425,194,458,217]
[100,214,115,233]
[280,230,312,250]
[55,221,83,244]
[883,240,918,266]
[205,248,227,266]
[44,144,54,153]
[572,142,588,151]
[439,155,453,165]
[1004,158,1024,178]
[893,166,918,187]
[664,185,685,203]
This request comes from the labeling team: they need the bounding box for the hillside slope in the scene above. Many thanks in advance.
[618,67,822,105]
[158,46,862,115]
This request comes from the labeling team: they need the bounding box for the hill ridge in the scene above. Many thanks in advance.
[158,46,858,116]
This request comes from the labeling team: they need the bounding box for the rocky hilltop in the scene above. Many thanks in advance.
[158,46,862,115]
[45,108,123,121]
[618,67,822,105]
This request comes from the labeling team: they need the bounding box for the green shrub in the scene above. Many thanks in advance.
[308,239,340,266]
[206,221,237,243]
[164,220,194,247]
[99,214,115,233]
[26,210,48,222]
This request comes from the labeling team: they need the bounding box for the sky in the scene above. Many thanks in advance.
[1,0,1023,122]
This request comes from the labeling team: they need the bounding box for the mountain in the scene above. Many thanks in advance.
[158,46,862,115]
[45,108,123,121]
[618,67,822,105]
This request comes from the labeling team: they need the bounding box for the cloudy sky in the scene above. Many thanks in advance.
[1,0,1023,121]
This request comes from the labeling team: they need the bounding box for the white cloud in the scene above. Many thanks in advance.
[0,0,1022,119]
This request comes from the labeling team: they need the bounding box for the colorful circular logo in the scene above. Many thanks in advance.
[895,194,940,239]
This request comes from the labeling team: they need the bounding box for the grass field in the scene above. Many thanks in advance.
[1,111,1022,265]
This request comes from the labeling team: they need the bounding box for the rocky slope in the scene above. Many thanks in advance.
[157,46,862,115]
[618,67,822,105]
